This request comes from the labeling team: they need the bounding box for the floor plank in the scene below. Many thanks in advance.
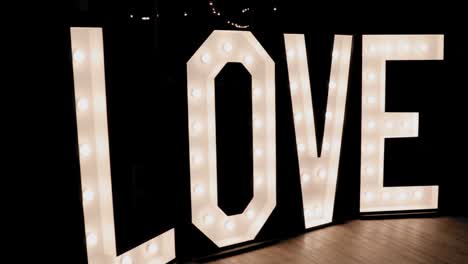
[208,217,468,264]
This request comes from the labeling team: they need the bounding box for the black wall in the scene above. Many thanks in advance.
[30,1,467,263]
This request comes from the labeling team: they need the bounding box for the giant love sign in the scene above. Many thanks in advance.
[70,28,444,264]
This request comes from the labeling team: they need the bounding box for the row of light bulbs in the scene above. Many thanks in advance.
[364,190,424,202]
[208,1,250,29]
[74,48,168,264]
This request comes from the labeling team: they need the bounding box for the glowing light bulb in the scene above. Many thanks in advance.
[332,50,339,60]
[191,121,202,133]
[398,192,407,201]
[367,121,376,129]
[254,148,263,157]
[367,72,376,82]
[366,143,375,153]
[290,82,298,93]
[297,143,306,153]
[367,44,376,54]
[301,172,311,183]
[329,80,336,90]
[191,88,201,98]
[193,184,204,195]
[382,192,391,201]
[400,120,409,129]
[192,154,203,165]
[317,168,327,179]
[365,191,374,202]
[287,49,295,59]
[322,142,330,152]
[244,55,253,65]
[384,44,394,55]
[253,88,262,97]
[294,111,303,121]
[77,98,89,111]
[203,214,214,225]
[385,121,394,129]
[83,188,94,202]
[201,53,211,64]
[399,41,410,53]
[86,232,97,247]
[147,242,159,254]
[224,220,235,231]
[223,42,233,52]
[255,177,264,187]
[414,190,423,200]
[79,144,92,157]
[367,96,376,104]
[121,255,133,264]
[313,206,322,217]
[365,167,375,177]
[246,209,255,219]
[253,118,263,129]
[73,49,85,64]
[304,209,313,219]
[325,111,333,120]
[418,43,429,53]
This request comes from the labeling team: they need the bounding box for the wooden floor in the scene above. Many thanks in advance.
[208,217,468,264]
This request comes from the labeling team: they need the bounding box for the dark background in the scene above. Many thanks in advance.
[26,0,467,263]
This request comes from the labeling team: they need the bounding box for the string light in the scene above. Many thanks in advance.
[208,1,250,29]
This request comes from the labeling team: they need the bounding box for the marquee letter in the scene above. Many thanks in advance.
[187,30,276,247]
[284,34,352,228]
[360,35,443,212]
[71,27,175,264]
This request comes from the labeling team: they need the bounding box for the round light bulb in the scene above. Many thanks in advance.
[244,55,253,65]
[325,111,333,120]
[191,121,202,133]
[398,192,407,201]
[385,121,394,129]
[366,143,375,153]
[301,172,311,183]
[365,191,374,202]
[86,232,98,247]
[287,49,295,59]
[201,53,211,64]
[329,80,336,90]
[191,88,201,98]
[317,168,327,179]
[79,144,92,157]
[400,120,409,129]
[313,206,322,217]
[203,214,214,225]
[223,42,233,52]
[147,242,159,254]
[418,43,429,53]
[121,255,133,264]
[399,41,410,53]
[294,112,303,121]
[193,184,204,195]
[77,98,89,112]
[253,88,262,97]
[382,192,391,201]
[83,188,94,202]
[322,142,330,152]
[297,143,306,153]
[367,72,376,82]
[365,167,375,177]
[367,96,377,104]
[332,50,339,60]
[246,209,255,219]
[304,209,313,219]
[290,82,298,92]
[73,49,86,64]
[255,176,264,187]
[414,190,423,200]
[254,148,263,157]
[367,121,376,129]
[192,154,203,165]
[367,44,376,54]
[224,220,235,231]
[253,118,263,129]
